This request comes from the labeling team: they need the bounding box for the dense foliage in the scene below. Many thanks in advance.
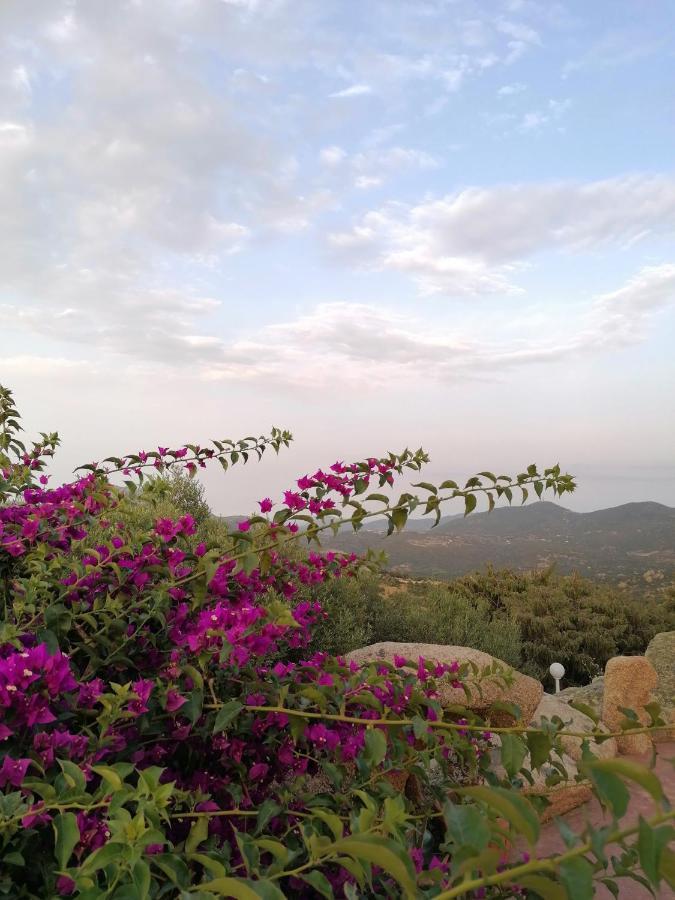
[1,384,673,899]
[450,568,675,684]
[301,566,673,685]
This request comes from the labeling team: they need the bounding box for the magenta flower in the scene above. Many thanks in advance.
[165,690,187,712]
[0,756,31,788]
[145,844,164,855]
[249,762,269,781]
[237,520,251,532]
[179,514,196,536]
[305,723,340,750]
[56,876,76,896]
[128,679,154,716]
[154,518,178,541]
[258,497,273,513]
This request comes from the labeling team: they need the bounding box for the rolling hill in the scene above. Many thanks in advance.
[326,501,675,580]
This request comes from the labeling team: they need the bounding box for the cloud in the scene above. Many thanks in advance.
[319,144,439,190]
[563,30,665,77]
[329,176,675,295]
[197,264,675,385]
[319,145,347,166]
[6,261,672,389]
[329,84,372,98]
[519,98,571,132]
[589,264,675,345]
[497,82,526,96]
[0,0,344,365]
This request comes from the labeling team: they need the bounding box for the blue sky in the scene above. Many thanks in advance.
[1,0,674,514]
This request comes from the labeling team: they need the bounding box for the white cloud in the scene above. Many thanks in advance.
[0,0,342,361]
[497,82,526,96]
[320,144,438,190]
[319,145,347,166]
[589,264,675,345]
[563,30,663,77]
[355,175,383,190]
[329,176,675,295]
[198,264,675,385]
[6,258,672,389]
[519,97,571,132]
[496,18,541,46]
[329,83,372,98]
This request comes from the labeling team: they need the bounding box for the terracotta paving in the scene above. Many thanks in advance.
[533,742,675,899]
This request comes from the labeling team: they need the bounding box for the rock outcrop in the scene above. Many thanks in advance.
[602,656,658,755]
[346,642,543,726]
[558,676,604,716]
[645,632,675,740]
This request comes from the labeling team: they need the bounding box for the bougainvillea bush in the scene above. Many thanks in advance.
[0,384,673,900]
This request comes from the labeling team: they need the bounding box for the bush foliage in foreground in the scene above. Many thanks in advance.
[0,384,673,899]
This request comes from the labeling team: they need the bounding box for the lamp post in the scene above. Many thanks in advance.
[549,662,565,694]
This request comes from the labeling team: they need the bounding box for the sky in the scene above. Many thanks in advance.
[1,0,674,515]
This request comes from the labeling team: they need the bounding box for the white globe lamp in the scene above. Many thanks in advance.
[549,662,565,694]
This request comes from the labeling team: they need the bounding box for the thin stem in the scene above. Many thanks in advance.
[207,702,661,741]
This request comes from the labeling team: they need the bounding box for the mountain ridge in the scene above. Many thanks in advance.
[325,500,675,580]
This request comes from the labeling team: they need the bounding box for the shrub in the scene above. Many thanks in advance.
[368,583,523,668]
[0,384,672,899]
[302,572,377,655]
[452,567,675,685]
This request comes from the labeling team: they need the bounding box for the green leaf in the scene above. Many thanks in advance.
[186,815,209,854]
[559,857,593,899]
[132,859,151,900]
[58,759,86,793]
[391,507,407,532]
[568,701,600,725]
[443,803,491,852]
[660,846,675,888]
[587,767,629,820]
[364,728,387,767]
[644,701,665,727]
[53,812,80,869]
[91,765,124,791]
[300,870,334,898]
[585,758,664,806]
[331,835,417,899]
[213,700,244,734]
[459,786,539,845]
[188,853,227,879]
[254,799,281,835]
[411,482,437,495]
[312,808,344,842]
[199,877,286,899]
[638,818,673,885]
[464,493,477,516]
[518,874,567,900]
[527,731,553,770]
[500,734,527,779]
[439,479,458,490]
[78,840,125,875]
